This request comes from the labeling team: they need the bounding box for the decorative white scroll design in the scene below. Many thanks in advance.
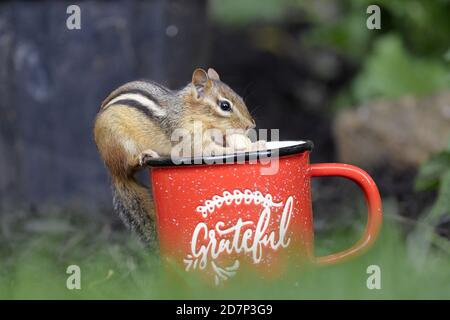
[196,189,284,218]
[184,189,294,285]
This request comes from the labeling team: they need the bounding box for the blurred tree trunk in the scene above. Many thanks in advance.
[0,0,209,214]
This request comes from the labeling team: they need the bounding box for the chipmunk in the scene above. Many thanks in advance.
[94,68,258,246]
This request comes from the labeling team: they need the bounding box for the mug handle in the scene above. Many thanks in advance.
[310,163,382,265]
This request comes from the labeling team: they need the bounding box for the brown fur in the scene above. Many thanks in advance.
[93,68,256,244]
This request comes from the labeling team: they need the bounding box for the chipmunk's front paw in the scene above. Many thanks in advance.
[139,149,160,166]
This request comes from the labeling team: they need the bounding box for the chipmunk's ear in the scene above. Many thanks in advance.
[192,68,211,98]
[207,68,220,81]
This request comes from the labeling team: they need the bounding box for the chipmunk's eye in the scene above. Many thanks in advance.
[219,100,232,112]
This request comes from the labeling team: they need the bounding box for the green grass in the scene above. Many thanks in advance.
[0,212,449,299]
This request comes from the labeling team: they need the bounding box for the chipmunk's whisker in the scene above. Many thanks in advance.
[250,105,262,117]
[241,82,254,102]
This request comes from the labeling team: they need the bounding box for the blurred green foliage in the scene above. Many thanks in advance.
[414,139,450,236]
[351,34,449,103]
[408,164,450,270]
[210,0,285,25]
[212,0,450,57]
[211,0,450,105]
[416,140,450,192]
[300,0,450,58]
[1,219,449,299]
[299,0,450,105]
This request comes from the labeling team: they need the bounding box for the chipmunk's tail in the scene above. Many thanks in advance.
[112,176,157,247]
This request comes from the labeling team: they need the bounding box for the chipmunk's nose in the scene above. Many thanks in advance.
[247,119,256,130]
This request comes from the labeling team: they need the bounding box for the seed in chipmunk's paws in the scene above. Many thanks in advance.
[252,140,267,151]
[226,134,252,151]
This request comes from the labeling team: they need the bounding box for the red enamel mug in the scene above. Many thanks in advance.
[147,141,382,285]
